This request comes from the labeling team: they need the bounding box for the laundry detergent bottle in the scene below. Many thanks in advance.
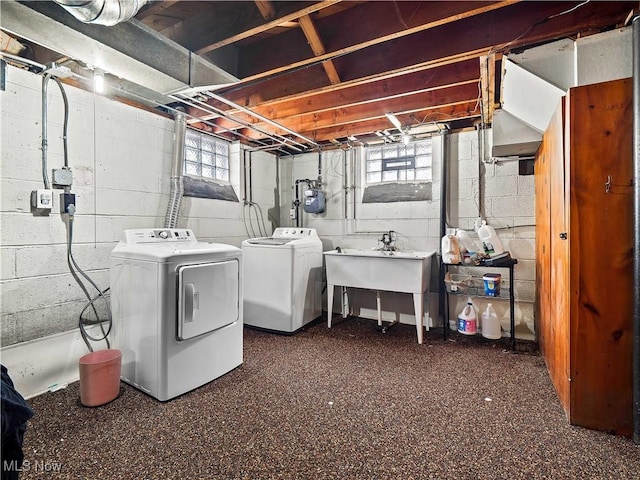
[457,298,477,335]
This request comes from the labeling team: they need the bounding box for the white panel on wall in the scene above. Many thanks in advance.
[576,27,632,86]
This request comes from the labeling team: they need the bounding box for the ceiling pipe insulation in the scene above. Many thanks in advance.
[52,0,147,26]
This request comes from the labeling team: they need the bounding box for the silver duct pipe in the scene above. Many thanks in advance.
[632,16,640,445]
[53,0,147,26]
[165,110,186,228]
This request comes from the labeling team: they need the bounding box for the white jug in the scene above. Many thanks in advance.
[441,234,461,264]
[481,303,501,340]
[477,224,504,257]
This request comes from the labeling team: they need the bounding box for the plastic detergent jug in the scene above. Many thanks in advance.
[481,303,501,340]
[457,298,477,335]
[441,232,461,264]
[455,229,477,264]
[454,229,472,253]
[477,224,504,257]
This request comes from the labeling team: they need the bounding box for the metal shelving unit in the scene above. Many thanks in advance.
[442,258,518,351]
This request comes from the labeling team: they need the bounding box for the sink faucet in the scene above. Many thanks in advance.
[380,230,397,252]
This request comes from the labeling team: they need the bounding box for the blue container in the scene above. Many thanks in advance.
[483,273,501,297]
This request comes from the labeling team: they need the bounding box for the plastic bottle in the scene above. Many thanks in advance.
[457,298,477,335]
[441,233,461,264]
[455,229,477,264]
[477,224,504,257]
[481,303,501,340]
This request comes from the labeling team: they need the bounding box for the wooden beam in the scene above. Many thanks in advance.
[237,101,480,142]
[196,0,342,55]
[135,0,181,20]
[479,54,496,125]
[231,0,518,86]
[232,59,480,120]
[234,83,479,137]
[298,14,341,85]
[254,0,276,20]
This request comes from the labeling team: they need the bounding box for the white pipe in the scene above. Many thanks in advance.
[205,92,318,147]
[53,0,147,26]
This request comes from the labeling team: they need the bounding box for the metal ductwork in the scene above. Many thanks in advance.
[53,0,147,26]
[2,1,237,98]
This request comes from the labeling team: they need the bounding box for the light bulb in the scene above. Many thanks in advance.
[94,71,104,93]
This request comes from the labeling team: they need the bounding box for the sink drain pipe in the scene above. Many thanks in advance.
[632,15,640,445]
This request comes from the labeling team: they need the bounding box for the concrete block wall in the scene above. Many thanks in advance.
[445,130,536,340]
[280,130,536,339]
[0,65,269,349]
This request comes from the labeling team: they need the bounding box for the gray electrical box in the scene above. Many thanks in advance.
[52,168,73,187]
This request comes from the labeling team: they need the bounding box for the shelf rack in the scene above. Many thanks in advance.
[442,258,518,351]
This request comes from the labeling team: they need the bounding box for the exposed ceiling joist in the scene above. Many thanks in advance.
[195,0,342,55]
[4,0,635,153]
[298,14,341,85]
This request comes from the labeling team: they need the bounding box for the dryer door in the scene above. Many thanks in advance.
[177,259,239,340]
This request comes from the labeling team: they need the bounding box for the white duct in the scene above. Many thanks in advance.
[53,0,147,26]
[165,111,186,229]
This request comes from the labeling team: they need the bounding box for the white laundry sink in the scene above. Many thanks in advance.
[324,249,435,344]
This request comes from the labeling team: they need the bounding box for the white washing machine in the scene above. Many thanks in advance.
[242,228,323,333]
[110,228,242,401]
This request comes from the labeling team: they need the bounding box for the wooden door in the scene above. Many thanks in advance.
[547,101,571,415]
[567,78,633,435]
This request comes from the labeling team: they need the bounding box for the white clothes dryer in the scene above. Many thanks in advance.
[242,228,323,333]
[110,228,242,401]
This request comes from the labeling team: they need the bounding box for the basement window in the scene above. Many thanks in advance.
[363,140,433,203]
[183,128,238,202]
[184,128,230,181]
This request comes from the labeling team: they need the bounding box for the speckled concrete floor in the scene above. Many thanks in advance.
[19,318,640,479]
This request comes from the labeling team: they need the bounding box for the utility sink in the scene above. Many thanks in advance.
[324,249,435,344]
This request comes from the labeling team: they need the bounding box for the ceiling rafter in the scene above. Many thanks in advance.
[298,14,341,85]
[185,50,486,125]
[11,0,636,152]
[135,0,181,21]
[195,0,342,55]
[225,0,518,89]
[234,82,480,136]
[254,0,277,20]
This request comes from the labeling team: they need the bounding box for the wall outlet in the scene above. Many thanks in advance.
[473,217,484,232]
[31,189,53,210]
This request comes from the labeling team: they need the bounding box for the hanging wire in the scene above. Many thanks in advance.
[42,73,111,351]
[66,216,112,351]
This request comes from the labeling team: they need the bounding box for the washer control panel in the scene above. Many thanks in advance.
[272,228,319,239]
[121,229,198,244]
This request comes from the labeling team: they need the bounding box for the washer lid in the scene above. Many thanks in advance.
[245,238,293,246]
